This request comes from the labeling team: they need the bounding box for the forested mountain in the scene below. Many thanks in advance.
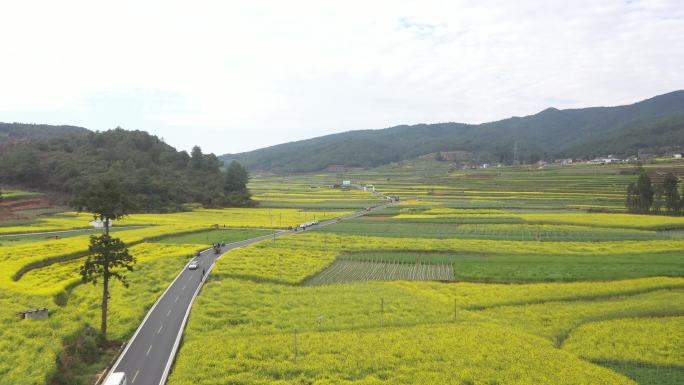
[222,90,684,172]
[0,122,89,143]
[0,128,252,212]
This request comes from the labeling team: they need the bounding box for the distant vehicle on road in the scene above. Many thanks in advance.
[299,221,319,230]
[188,261,199,270]
[103,372,127,385]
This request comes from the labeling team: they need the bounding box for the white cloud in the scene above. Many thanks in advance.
[0,0,682,154]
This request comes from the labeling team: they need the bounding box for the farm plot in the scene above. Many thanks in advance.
[169,322,638,385]
[304,260,454,286]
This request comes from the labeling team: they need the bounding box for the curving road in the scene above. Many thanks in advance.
[104,200,393,385]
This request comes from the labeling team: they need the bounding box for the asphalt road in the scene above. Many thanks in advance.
[105,199,393,385]
[0,225,147,238]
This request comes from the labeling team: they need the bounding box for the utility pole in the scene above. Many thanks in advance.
[513,142,519,166]
[294,329,298,365]
[454,298,457,322]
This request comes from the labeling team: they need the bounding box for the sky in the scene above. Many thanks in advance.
[1,0,683,155]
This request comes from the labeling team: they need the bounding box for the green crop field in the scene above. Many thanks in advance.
[0,189,42,200]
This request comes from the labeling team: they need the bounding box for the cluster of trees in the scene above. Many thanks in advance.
[626,172,682,215]
[0,128,253,211]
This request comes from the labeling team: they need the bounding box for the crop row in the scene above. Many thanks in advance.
[304,260,455,286]
[391,210,684,230]
[318,220,668,241]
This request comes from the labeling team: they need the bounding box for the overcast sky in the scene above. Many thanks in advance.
[1,0,683,154]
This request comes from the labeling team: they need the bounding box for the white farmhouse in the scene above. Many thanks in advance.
[89,219,113,228]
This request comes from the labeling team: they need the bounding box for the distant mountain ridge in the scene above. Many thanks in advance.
[0,122,89,143]
[222,90,684,172]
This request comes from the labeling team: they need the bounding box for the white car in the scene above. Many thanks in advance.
[188,261,199,270]
[104,372,127,385]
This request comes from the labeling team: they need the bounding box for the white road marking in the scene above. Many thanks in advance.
[182,284,186,291]
[132,369,140,383]
[174,296,179,303]
[146,344,153,356]
[157,324,163,334]
[167,308,172,316]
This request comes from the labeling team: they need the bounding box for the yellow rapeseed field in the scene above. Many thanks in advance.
[519,212,684,230]
[169,322,637,385]
[0,242,201,385]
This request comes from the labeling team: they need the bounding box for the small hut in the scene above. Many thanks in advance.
[17,308,49,320]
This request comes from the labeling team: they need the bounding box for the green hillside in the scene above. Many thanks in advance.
[0,128,252,212]
[0,122,89,143]
[222,90,684,172]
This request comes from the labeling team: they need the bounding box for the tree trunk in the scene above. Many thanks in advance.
[101,267,109,339]
[104,216,110,236]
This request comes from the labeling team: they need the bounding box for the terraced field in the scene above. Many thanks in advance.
[166,161,684,385]
[3,160,684,385]
[249,178,382,209]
